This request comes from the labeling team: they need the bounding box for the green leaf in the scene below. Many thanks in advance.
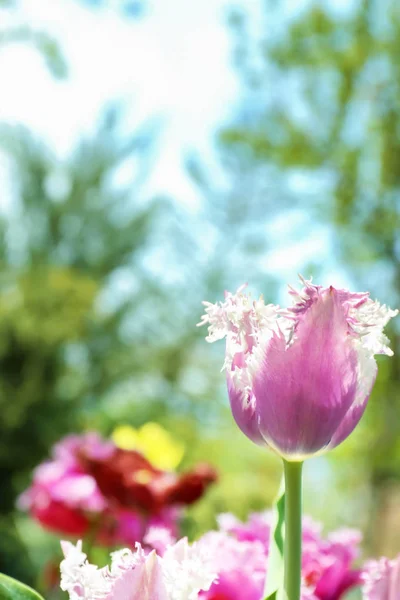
[264,480,285,600]
[0,573,45,600]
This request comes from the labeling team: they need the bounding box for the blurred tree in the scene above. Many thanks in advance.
[0,109,166,581]
[0,0,68,78]
[221,0,400,554]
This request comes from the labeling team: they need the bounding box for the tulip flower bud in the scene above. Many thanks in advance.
[199,277,398,460]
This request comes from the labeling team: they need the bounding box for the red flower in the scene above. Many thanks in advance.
[19,432,217,548]
[80,447,218,514]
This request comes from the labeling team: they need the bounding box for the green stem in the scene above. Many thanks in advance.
[283,460,303,600]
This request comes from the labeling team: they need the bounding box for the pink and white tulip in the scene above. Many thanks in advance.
[60,538,215,600]
[199,277,397,460]
[197,530,266,600]
[362,556,400,600]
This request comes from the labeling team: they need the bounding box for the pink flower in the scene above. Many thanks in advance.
[217,511,271,545]
[362,556,400,599]
[207,512,361,600]
[17,433,110,538]
[18,433,178,547]
[199,277,397,459]
[59,539,216,600]
[198,531,266,600]
[301,523,363,600]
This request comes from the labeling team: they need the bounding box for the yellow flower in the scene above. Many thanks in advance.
[112,423,185,470]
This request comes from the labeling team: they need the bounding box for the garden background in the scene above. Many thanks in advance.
[1,0,400,594]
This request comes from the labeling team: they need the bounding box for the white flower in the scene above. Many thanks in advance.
[161,538,216,600]
[60,539,216,600]
[60,541,112,600]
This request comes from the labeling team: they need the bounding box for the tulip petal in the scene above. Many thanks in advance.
[328,375,375,451]
[106,552,168,600]
[253,290,359,458]
[227,373,266,447]
[363,556,400,600]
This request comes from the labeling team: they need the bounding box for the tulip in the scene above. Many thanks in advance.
[362,556,400,600]
[59,538,215,600]
[199,277,397,459]
[199,277,397,600]
[197,530,266,600]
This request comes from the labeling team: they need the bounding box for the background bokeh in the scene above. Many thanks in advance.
[1,0,400,593]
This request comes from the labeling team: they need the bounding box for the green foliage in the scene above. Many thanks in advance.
[0,267,97,480]
[264,485,285,600]
[0,574,44,600]
[0,268,97,349]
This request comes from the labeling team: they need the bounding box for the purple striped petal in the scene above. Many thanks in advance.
[327,373,375,451]
[363,555,400,600]
[227,372,266,447]
[106,552,168,600]
[253,290,359,458]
